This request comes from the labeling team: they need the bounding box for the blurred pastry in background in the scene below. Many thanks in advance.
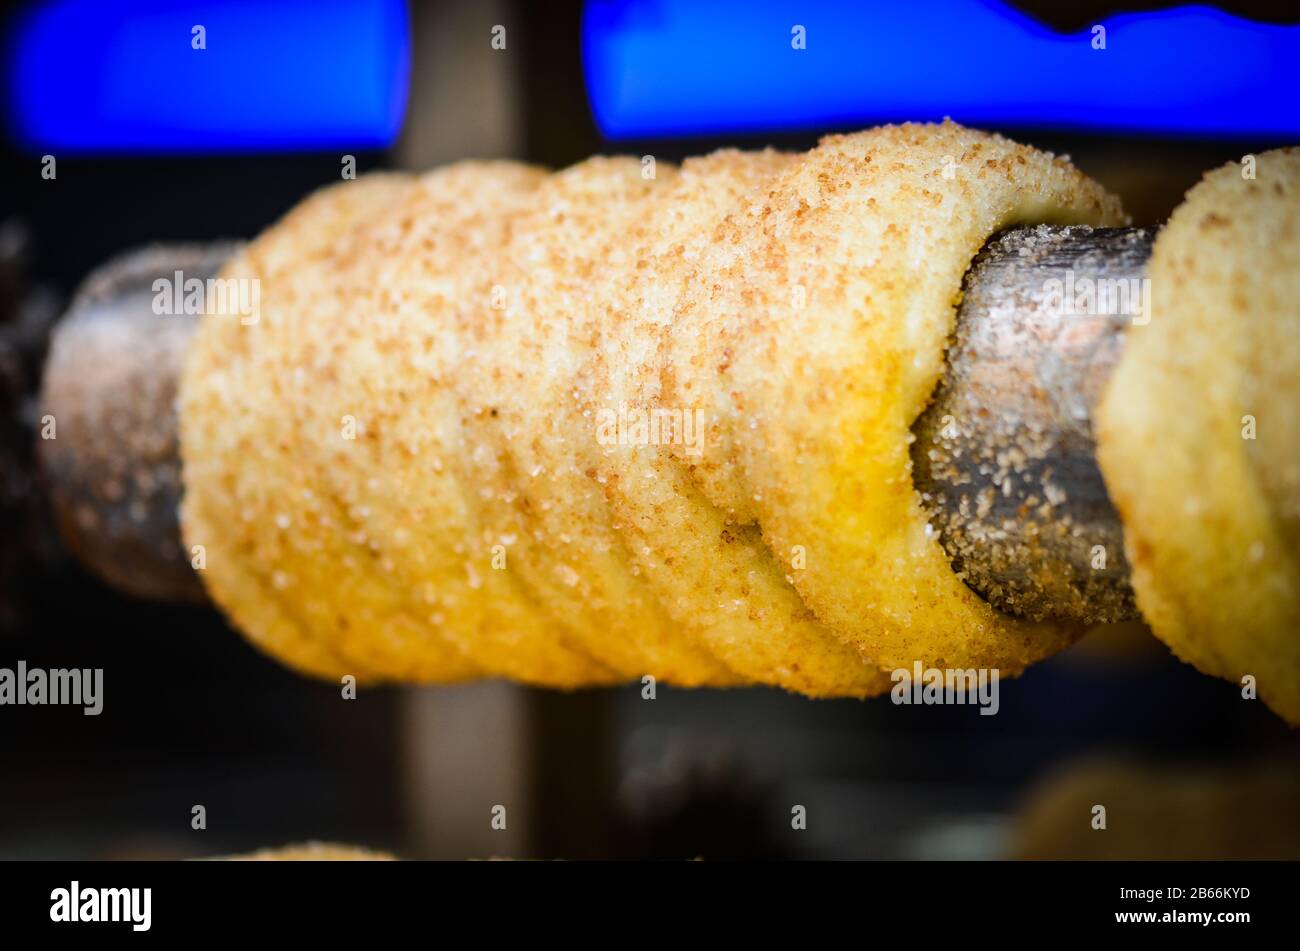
[222,842,395,861]
[1012,756,1300,860]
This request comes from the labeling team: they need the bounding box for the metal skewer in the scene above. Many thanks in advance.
[912,225,1152,623]
[37,226,1154,622]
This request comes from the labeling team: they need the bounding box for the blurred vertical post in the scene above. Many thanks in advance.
[397,0,522,168]
[402,683,533,858]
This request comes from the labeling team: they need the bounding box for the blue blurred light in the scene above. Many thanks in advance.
[6,0,410,153]
[582,0,1300,139]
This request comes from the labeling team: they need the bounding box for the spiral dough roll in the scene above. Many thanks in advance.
[1097,148,1300,724]
[180,122,1126,694]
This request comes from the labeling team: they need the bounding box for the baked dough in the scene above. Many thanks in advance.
[1012,757,1300,860]
[222,842,394,861]
[450,157,737,686]
[595,149,890,695]
[180,122,1124,693]
[1096,148,1300,724]
[660,122,1124,679]
[180,174,428,681]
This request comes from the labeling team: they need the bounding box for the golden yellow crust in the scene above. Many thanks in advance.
[182,164,620,686]
[663,122,1125,676]
[451,157,736,686]
[181,123,1125,693]
[594,149,892,695]
[1096,148,1300,724]
[180,174,426,681]
[311,162,619,685]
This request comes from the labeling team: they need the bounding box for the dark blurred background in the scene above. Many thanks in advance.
[1,0,1297,860]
